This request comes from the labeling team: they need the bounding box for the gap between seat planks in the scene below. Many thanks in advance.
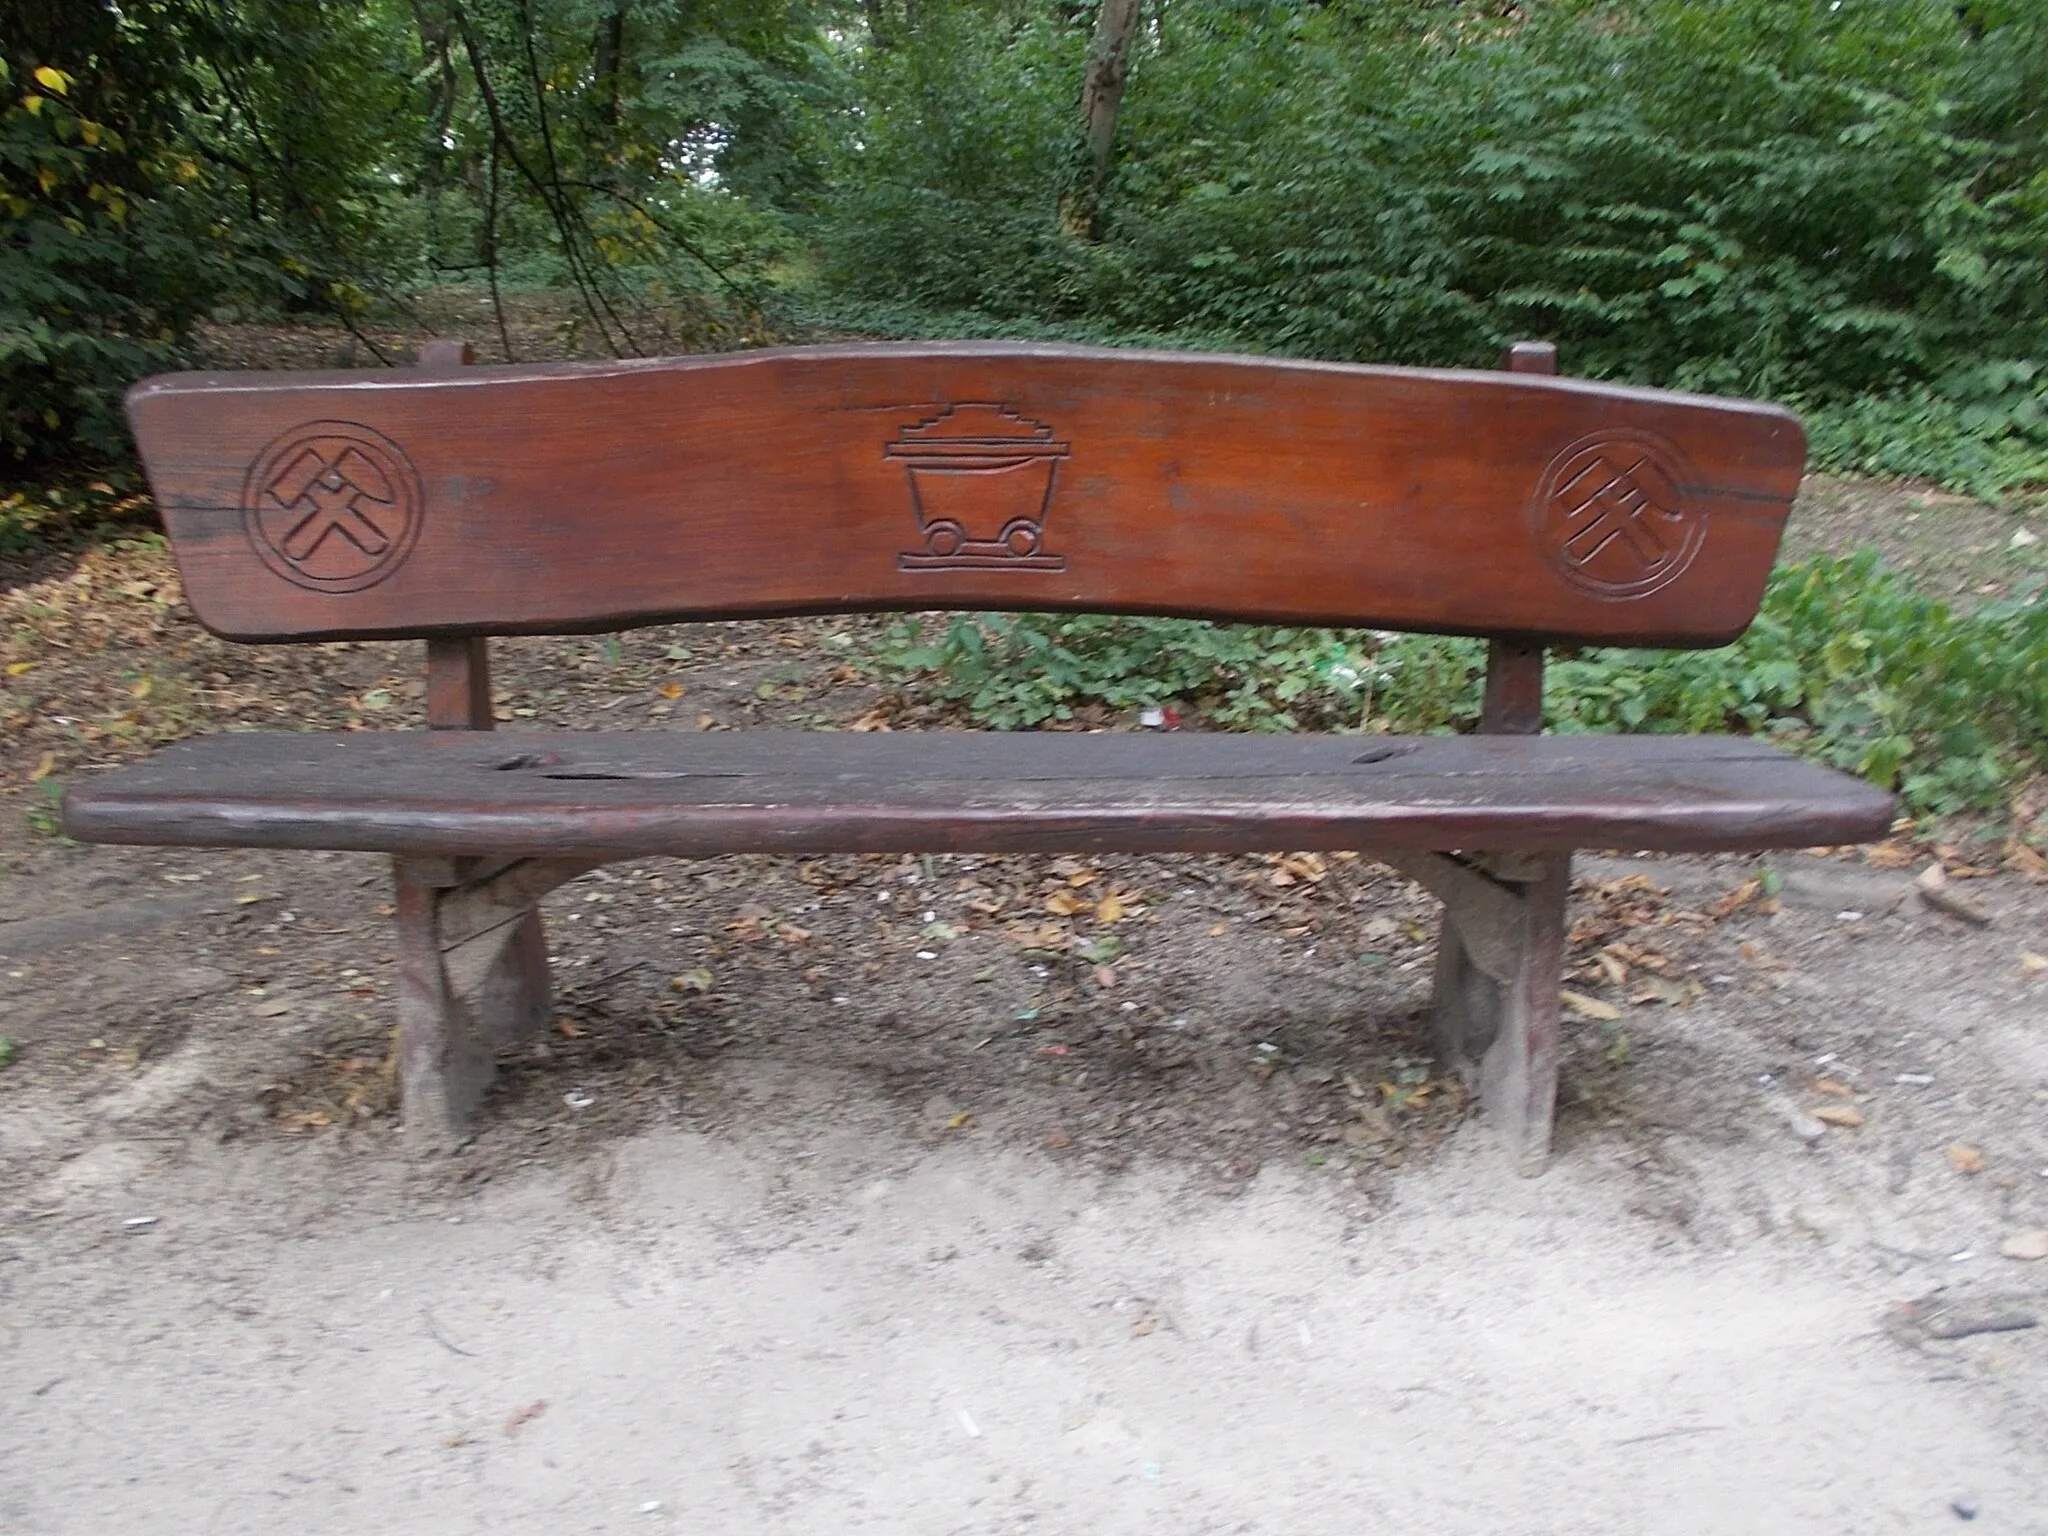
[65,337,1895,1172]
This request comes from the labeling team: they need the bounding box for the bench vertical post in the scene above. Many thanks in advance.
[392,338,555,1147]
[1425,341,1570,1174]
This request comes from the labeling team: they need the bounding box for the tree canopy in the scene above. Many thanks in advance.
[5,0,2046,489]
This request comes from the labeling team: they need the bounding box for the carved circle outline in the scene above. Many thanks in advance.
[240,419,423,594]
[1528,428,1706,601]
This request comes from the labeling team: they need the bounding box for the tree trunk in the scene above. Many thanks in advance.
[410,0,459,193]
[1071,0,1143,237]
[591,2,627,170]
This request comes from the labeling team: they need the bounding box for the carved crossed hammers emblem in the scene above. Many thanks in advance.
[263,444,401,563]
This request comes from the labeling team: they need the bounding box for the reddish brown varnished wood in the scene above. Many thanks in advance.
[395,348,544,1097]
[62,729,1898,860]
[1477,343,1556,736]
[425,635,492,729]
[419,339,476,368]
[125,342,1805,647]
[92,336,1891,1169]
[1480,640,1546,734]
[1504,340,1559,375]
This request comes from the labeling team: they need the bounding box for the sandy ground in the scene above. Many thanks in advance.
[3,841,2047,1535]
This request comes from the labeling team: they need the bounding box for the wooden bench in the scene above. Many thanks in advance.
[64,338,1895,1171]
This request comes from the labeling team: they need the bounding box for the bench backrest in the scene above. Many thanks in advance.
[126,341,1803,654]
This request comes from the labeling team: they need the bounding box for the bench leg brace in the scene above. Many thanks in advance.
[392,856,593,1148]
[1387,853,1570,1176]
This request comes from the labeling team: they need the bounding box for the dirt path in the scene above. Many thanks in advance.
[2,841,2046,1532]
[2,469,2046,1531]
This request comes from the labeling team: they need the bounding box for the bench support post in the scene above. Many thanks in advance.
[392,855,598,1147]
[1391,337,1572,1174]
[395,341,563,1145]
[1389,851,1569,1177]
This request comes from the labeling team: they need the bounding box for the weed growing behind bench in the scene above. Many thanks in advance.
[883,553,2048,820]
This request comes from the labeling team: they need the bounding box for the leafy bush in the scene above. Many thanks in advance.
[881,554,2048,818]
[817,0,2048,495]
[3,3,418,469]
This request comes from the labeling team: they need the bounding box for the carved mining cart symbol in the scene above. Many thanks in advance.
[889,404,1070,571]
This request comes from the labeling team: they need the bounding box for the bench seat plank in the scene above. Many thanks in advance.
[64,729,1894,858]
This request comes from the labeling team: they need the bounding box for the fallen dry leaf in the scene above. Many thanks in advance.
[1065,868,1101,888]
[504,1400,548,1437]
[28,750,55,782]
[1865,840,1917,868]
[1812,1104,1864,1128]
[2021,951,2048,981]
[1129,1312,1157,1338]
[670,968,713,994]
[555,1018,585,1038]
[943,1111,974,1131]
[1008,920,1068,950]
[1208,921,1228,937]
[1947,1143,1987,1175]
[2003,839,2047,878]
[1811,1077,1853,1097]
[1044,889,1089,917]
[1559,988,1621,1022]
[1629,975,1699,1008]
[1095,892,1126,924]
[656,680,684,700]
[1709,879,1760,918]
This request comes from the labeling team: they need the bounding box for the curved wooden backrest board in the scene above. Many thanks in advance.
[125,341,1805,646]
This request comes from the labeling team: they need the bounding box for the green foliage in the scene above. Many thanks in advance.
[1551,553,2048,818]
[882,554,2048,818]
[0,478,152,552]
[12,0,2048,499]
[1802,362,2048,500]
[881,612,1377,731]
[817,0,2048,494]
[3,1,421,468]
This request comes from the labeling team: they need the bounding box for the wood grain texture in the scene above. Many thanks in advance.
[425,635,493,729]
[62,729,1895,858]
[125,342,1805,647]
[1480,639,1546,735]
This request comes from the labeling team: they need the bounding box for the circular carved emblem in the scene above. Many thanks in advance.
[1530,429,1705,600]
[241,421,422,593]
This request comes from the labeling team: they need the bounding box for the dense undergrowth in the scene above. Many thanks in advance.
[9,1,2048,497]
[883,553,2048,820]
[817,0,2048,497]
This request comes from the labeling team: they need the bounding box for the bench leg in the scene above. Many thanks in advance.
[1391,852,1571,1175]
[1469,856,1567,1178]
[394,864,496,1149]
[392,857,577,1149]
